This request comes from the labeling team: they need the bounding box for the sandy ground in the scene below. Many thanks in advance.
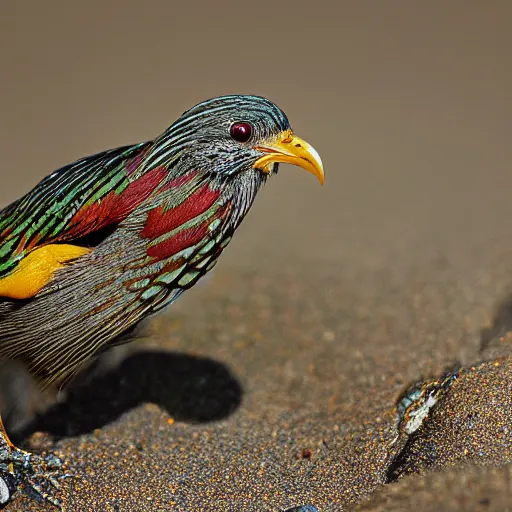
[1,2,512,510]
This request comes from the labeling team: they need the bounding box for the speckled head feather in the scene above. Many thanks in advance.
[0,94,323,387]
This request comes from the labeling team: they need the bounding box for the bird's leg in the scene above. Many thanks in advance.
[0,413,25,508]
[0,414,30,475]
[0,415,15,452]
[0,414,68,510]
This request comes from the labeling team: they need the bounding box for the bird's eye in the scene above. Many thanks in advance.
[230,122,253,143]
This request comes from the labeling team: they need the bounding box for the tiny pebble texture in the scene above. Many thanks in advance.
[1,2,512,511]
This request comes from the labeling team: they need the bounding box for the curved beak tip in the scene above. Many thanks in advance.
[304,143,325,185]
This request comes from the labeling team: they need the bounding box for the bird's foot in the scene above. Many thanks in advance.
[0,437,71,510]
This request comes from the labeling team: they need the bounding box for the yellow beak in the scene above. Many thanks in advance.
[252,130,324,185]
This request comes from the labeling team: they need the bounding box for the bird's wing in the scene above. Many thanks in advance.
[0,142,155,298]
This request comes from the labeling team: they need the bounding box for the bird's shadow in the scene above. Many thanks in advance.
[480,292,512,353]
[17,350,243,440]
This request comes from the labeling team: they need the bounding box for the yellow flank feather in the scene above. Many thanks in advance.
[0,244,90,299]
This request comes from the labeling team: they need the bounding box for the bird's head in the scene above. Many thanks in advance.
[148,95,324,186]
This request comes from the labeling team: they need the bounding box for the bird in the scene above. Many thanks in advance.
[0,94,324,507]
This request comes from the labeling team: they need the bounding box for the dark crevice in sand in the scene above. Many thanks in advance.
[14,350,242,441]
[385,366,461,483]
[480,292,512,354]
[385,433,419,483]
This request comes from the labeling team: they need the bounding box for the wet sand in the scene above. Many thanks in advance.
[2,2,512,510]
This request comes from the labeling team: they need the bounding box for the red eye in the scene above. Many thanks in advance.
[230,122,253,143]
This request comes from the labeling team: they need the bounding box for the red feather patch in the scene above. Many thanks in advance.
[145,202,228,262]
[64,166,167,239]
[141,184,221,240]
[146,223,211,260]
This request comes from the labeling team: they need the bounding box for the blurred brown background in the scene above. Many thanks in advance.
[1,1,511,267]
